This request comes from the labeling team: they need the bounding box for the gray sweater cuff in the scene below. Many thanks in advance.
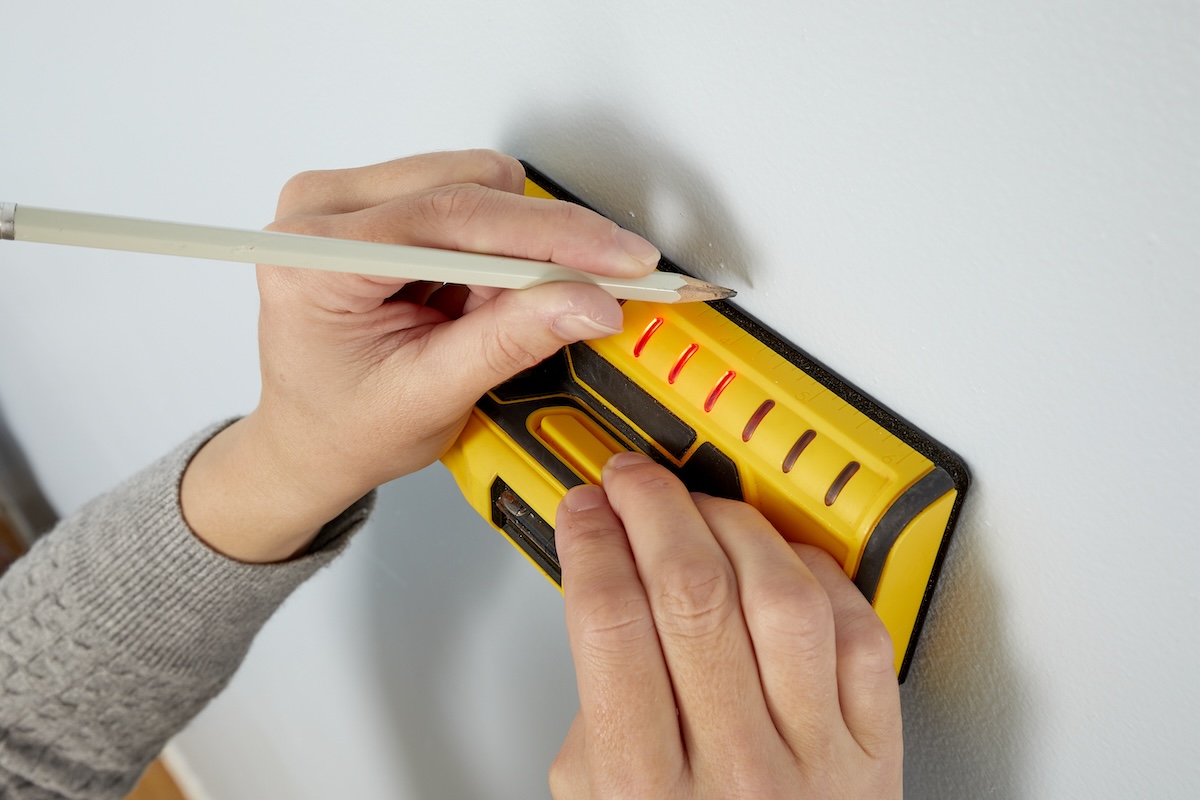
[66,420,373,674]
[0,421,374,799]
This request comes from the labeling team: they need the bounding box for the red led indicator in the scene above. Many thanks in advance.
[633,317,664,357]
[668,343,699,384]
[742,399,775,441]
[782,430,816,473]
[704,371,736,412]
[825,461,860,506]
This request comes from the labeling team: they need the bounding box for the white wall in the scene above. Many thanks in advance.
[2,1,1197,797]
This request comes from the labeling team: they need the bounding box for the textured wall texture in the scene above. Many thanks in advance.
[1,1,1197,797]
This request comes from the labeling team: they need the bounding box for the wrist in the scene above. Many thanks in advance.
[180,413,367,563]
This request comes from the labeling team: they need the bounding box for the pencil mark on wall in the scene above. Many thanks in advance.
[502,107,757,289]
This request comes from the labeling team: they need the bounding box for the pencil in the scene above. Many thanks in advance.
[0,203,735,304]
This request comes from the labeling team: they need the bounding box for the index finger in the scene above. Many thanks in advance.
[270,181,661,287]
[600,454,777,770]
[274,149,527,217]
[693,498,845,757]
[555,484,685,786]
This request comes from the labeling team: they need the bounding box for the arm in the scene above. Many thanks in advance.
[0,149,661,798]
[0,423,373,799]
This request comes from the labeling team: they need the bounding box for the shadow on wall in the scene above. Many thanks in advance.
[361,467,578,800]
[506,111,1038,795]
[502,107,758,289]
[901,494,1037,798]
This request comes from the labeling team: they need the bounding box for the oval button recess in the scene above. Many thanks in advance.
[534,410,626,485]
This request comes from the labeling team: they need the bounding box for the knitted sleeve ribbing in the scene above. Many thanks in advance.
[0,422,373,799]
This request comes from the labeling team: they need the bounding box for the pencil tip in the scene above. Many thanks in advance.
[674,275,737,303]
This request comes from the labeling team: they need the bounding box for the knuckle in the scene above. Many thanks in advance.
[745,574,835,649]
[529,201,596,264]
[546,760,564,798]
[276,169,332,211]
[421,182,492,229]
[552,199,589,228]
[470,148,525,191]
[793,542,842,574]
[698,496,765,528]
[607,462,682,499]
[481,316,543,376]
[547,757,571,799]
[548,732,581,799]
[653,559,737,639]
[556,512,621,569]
[839,610,895,673]
[575,591,655,656]
[628,473,679,498]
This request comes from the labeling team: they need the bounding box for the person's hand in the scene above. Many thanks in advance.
[551,452,903,799]
[181,150,661,562]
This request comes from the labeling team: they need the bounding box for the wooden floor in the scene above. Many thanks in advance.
[125,761,188,800]
[124,762,187,800]
[0,514,23,575]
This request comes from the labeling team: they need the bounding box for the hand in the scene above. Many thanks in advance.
[181,150,661,562]
[550,452,903,799]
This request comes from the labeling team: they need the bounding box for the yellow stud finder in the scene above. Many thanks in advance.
[441,164,970,680]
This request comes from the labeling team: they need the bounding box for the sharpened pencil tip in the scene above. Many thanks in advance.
[674,274,738,303]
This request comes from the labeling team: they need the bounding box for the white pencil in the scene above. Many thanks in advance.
[0,203,734,304]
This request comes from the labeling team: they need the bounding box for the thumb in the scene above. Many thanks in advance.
[549,713,590,800]
[421,282,623,402]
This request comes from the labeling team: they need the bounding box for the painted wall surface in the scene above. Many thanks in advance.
[2,2,1197,798]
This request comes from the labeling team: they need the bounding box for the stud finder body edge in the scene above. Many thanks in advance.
[441,164,970,681]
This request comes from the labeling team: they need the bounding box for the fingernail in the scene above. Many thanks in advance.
[605,451,651,471]
[612,225,661,269]
[552,314,623,341]
[552,297,624,340]
[562,484,606,512]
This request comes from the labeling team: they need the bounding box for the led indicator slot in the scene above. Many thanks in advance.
[742,399,776,441]
[634,317,664,357]
[825,462,860,505]
[668,343,699,384]
[705,370,737,412]
[782,430,817,473]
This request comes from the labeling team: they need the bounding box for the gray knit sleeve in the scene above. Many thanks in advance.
[0,422,374,799]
